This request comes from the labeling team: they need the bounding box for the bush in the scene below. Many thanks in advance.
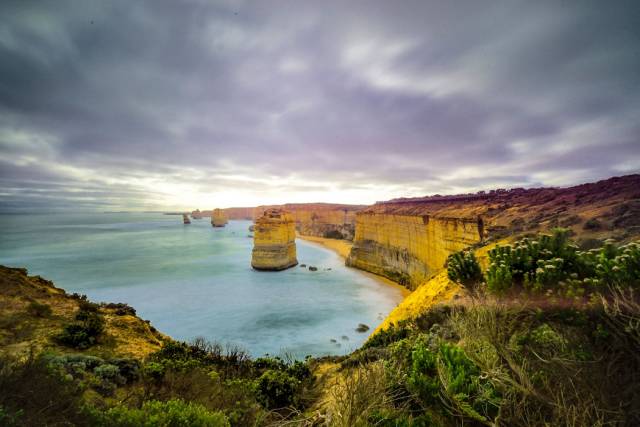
[93,399,229,427]
[0,353,91,426]
[447,250,483,289]
[437,343,500,423]
[255,370,300,409]
[55,304,105,349]
[102,302,136,316]
[26,301,52,318]
[407,341,439,405]
[484,229,640,296]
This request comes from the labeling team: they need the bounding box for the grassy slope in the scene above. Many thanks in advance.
[0,265,168,359]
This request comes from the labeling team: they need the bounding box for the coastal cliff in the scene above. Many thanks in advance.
[211,208,228,227]
[348,174,640,290]
[254,203,366,240]
[347,214,482,289]
[251,209,298,270]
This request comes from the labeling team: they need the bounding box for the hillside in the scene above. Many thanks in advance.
[0,266,167,359]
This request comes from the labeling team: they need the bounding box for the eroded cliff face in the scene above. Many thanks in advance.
[251,209,298,271]
[347,213,483,289]
[211,208,228,227]
[254,203,365,240]
[348,175,640,291]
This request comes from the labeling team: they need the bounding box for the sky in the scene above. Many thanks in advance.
[1,0,639,212]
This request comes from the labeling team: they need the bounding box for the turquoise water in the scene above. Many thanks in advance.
[0,213,403,358]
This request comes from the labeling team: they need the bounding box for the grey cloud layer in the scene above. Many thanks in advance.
[1,0,639,210]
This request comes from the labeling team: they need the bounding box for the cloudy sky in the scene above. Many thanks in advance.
[1,1,639,211]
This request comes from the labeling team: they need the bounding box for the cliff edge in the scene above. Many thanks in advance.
[348,174,640,290]
[0,266,168,359]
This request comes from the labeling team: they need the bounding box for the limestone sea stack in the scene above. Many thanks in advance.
[251,209,298,271]
[211,208,228,227]
[182,214,191,224]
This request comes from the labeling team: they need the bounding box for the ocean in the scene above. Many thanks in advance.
[0,213,403,358]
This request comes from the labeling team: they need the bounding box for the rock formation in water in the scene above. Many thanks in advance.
[347,174,640,290]
[182,214,191,224]
[253,203,366,240]
[211,209,228,227]
[251,209,298,271]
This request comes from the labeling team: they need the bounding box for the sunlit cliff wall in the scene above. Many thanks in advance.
[347,175,640,291]
[253,203,366,240]
[347,213,483,290]
[223,207,254,220]
[251,209,298,271]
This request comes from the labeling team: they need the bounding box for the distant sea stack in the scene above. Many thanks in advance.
[251,209,298,271]
[211,209,228,227]
[182,214,191,224]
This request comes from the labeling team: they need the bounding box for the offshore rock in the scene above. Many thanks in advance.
[211,208,228,227]
[251,209,298,271]
[182,214,191,224]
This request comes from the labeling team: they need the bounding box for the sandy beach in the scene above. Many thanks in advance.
[297,234,411,298]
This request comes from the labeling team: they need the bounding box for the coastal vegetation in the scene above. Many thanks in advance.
[1,230,639,426]
[1,176,639,425]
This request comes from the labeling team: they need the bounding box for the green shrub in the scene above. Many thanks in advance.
[255,370,299,409]
[484,229,640,295]
[0,405,21,427]
[93,399,229,427]
[407,341,439,405]
[0,354,91,426]
[447,250,483,289]
[437,343,500,423]
[27,301,52,317]
[55,303,105,349]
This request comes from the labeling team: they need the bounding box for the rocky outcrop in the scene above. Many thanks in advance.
[0,266,167,359]
[347,214,483,289]
[182,214,191,224]
[253,203,366,240]
[211,209,228,227]
[251,209,298,271]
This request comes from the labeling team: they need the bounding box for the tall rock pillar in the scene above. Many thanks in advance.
[251,209,298,270]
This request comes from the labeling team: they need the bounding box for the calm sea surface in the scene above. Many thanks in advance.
[0,213,403,358]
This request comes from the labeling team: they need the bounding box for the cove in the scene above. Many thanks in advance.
[0,213,404,358]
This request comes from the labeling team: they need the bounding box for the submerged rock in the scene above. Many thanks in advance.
[211,208,228,227]
[341,335,349,341]
[308,266,318,271]
[355,323,370,333]
[251,209,298,271]
[300,264,307,268]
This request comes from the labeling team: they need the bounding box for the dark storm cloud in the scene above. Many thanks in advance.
[0,0,639,210]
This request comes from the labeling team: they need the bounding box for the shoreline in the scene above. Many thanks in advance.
[297,234,411,298]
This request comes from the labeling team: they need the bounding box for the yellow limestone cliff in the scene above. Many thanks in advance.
[211,208,228,227]
[253,203,365,240]
[347,213,483,290]
[251,209,298,271]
